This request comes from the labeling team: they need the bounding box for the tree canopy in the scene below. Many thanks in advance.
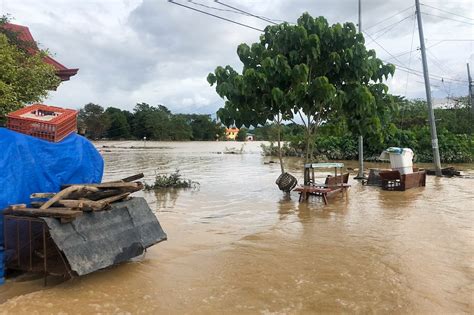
[208,12,395,162]
[0,17,60,123]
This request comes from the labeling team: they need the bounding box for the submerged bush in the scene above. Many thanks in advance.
[144,170,199,190]
[260,131,473,163]
[260,142,299,157]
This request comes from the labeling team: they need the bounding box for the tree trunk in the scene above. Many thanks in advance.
[304,126,311,165]
[276,116,285,174]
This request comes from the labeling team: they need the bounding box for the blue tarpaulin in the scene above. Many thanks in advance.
[0,128,103,283]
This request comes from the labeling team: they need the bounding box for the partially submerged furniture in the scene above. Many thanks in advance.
[379,168,426,191]
[294,163,350,204]
[376,147,427,191]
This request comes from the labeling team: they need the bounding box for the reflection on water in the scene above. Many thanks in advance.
[1,141,473,314]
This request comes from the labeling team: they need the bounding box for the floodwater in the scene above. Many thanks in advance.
[1,141,473,314]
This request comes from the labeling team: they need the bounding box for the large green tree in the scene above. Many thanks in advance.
[0,33,59,123]
[105,107,131,139]
[78,103,110,139]
[132,103,174,140]
[208,12,395,165]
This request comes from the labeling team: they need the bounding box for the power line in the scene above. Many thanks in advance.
[393,63,468,84]
[168,0,264,32]
[187,0,246,15]
[421,3,474,21]
[214,0,280,25]
[363,30,408,65]
[427,49,457,77]
[385,48,420,62]
[188,0,285,23]
[367,11,415,44]
[364,5,414,31]
[404,12,418,96]
[426,39,474,49]
[363,30,468,84]
[421,12,474,26]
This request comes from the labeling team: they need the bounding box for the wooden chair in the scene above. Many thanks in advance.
[294,173,350,204]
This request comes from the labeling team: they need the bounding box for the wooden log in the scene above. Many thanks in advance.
[40,185,100,210]
[30,193,56,199]
[67,189,123,201]
[66,182,143,201]
[61,199,107,211]
[95,192,130,205]
[30,200,111,211]
[4,207,83,219]
[30,201,43,208]
[61,182,140,190]
[121,173,144,182]
[7,204,27,210]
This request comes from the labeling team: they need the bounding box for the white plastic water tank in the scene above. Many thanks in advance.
[389,148,413,175]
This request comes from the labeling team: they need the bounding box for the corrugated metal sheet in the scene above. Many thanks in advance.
[43,197,167,276]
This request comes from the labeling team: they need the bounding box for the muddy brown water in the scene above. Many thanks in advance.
[1,141,473,314]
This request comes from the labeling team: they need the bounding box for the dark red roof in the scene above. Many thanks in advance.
[2,23,78,81]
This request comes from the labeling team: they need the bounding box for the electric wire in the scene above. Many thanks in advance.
[168,0,264,32]
[364,5,415,31]
[421,12,474,26]
[367,11,415,44]
[385,48,420,62]
[364,30,468,84]
[421,2,474,21]
[188,0,285,23]
[214,0,279,25]
[426,39,474,49]
[404,11,417,96]
[400,11,417,134]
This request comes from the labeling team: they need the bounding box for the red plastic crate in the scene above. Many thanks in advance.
[7,104,78,142]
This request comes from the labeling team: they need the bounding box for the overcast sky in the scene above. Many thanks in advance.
[2,0,473,114]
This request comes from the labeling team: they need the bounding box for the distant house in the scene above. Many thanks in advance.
[1,23,79,82]
[225,127,239,140]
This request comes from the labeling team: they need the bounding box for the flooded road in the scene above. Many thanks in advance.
[1,141,473,314]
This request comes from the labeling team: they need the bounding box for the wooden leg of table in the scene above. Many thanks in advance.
[322,193,328,205]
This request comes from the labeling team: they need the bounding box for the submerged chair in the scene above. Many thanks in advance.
[294,163,350,204]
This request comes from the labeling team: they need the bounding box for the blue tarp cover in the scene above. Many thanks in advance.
[0,128,104,246]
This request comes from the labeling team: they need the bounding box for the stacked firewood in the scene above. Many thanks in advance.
[4,173,144,223]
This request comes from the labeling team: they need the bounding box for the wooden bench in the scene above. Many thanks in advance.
[294,173,350,204]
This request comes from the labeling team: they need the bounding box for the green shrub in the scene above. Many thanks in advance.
[144,170,199,190]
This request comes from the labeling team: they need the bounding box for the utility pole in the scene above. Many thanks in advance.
[415,0,442,176]
[355,0,366,180]
[468,63,473,113]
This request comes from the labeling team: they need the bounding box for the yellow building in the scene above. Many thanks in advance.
[225,127,239,140]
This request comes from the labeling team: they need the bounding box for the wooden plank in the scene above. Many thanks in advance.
[32,199,108,211]
[85,173,145,185]
[30,193,56,199]
[121,173,144,182]
[7,204,27,210]
[67,183,143,201]
[4,207,83,219]
[40,185,100,210]
[40,186,81,210]
[61,182,140,189]
[95,192,130,205]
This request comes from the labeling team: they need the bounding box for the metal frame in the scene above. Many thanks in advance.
[3,215,73,285]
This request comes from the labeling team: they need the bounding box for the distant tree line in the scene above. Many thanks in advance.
[78,103,225,141]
